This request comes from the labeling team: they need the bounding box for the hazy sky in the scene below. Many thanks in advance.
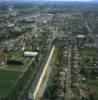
[0,0,93,1]
[1,0,98,2]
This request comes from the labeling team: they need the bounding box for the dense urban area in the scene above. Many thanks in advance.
[0,1,98,100]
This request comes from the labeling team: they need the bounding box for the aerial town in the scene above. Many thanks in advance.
[0,0,98,100]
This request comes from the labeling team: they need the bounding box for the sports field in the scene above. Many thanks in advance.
[0,69,21,96]
[0,51,33,72]
[0,51,33,96]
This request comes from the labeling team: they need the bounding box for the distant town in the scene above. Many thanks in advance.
[0,1,98,100]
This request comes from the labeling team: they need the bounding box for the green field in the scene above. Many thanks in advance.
[80,48,95,67]
[82,80,98,100]
[2,51,33,72]
[0,70,21,96]
[50,48,60,65]
[6,57,32,71]
[0,50,33,98]
[57,13,72,18]
[80,47,98,99]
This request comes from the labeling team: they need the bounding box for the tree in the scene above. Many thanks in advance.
[89,94,95,100]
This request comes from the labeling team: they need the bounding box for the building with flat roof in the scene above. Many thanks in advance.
[24,51,38,57]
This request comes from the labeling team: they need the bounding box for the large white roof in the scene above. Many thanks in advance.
[24,51,38,57]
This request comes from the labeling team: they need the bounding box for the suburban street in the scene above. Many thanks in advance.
[65,46,72,100]
[22,38,55,100]
[0,1,98,100]
[85,20,98,48]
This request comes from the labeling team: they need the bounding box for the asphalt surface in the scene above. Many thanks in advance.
[36,45,55,100]
[65,46,72,100]
[22,39,54,100]
[85,21,98,48]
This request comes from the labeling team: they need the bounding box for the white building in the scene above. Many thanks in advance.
[77,35,86,38]
[24,51,38,57]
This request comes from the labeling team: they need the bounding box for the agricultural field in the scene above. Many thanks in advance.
[0,69,21,96]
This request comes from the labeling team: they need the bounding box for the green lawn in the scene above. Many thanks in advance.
[42,47,61,99]
[80,48,95,67]
[80,48,95,56]
[0,70,21,96]
[80,48,98,99]
[6,51,23,58]
[50,48,60,65]
[3,51,33,71]
[6,57,32,71]
[82,80,98,100]
[89,85,98,100]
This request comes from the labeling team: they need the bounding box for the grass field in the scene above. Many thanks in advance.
[6,57,32,71]
[1,51,33,72]
[80,48,98,99]
[82,79,98,100]
[0,58,32,72]
[42,47,65,100]
[50,48,60,65]
[80,48,95,67]
[57,13,72,18]
[0,51,33,97]
[0,69,21,96]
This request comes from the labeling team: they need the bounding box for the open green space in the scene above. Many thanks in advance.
[80,48,95,67]
[89,85,98,100]
[50,48,60,65]
[0,69,21,96]
[82,79,98,100]
[42,47,63,100]
[57,13,72,18]
[6,58,32,71]
[80,47,98,100]
[2,51,33,71]
[6,51,23,58]
[0,50,34,98]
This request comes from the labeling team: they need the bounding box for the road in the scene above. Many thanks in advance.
[22,39,55,100]
[12,8,50,21]
[65,46,72,100]
[85,20,98,48]
[36,45,55,100]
